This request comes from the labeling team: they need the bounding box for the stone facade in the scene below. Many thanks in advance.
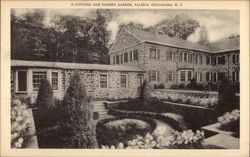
[11,62,144,103]
[109,28,240,88]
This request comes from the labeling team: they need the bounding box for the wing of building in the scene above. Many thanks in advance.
[109,28,239,88]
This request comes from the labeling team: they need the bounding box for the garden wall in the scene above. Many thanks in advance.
[151,89,218,98]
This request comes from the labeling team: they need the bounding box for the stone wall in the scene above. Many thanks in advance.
[111,41,240,88]
[62,69,140,100]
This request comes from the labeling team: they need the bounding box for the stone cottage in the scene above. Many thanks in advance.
[11,60,145,102]
[109,28,240,88]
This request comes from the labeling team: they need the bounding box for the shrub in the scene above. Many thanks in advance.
[139,79,151,103]
[101,130,205,149]
[11,99,30,148]
[169,84,179,89]
[217,109,239,132]
[154,83,165,89]
[61,72,97,148]
[93,112,99,120]
[178,83,185,89]
[217,78,237,115]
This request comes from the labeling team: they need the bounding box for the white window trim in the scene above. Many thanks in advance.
[51,71,60,91]
[150,70,158,82]
[179,70,193,82]
[15,70,28,93]
[99,73,109,89]
[120,74,128,88]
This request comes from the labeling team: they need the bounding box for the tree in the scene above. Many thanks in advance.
[61,72,97,148]
[217,78,237,115]
[35,78,56,131]
[155,14,200,40]
[139,79,151,103]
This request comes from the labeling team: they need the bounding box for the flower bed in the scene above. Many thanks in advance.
[11,99,30,148]
[96,115,157,147]
[101,130,205,149]
[152,93,218,109]
[109,109,187,131]
[217,109,240,132]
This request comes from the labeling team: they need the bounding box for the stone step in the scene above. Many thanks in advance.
[93,106,106,110]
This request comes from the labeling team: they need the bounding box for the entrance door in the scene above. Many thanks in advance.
[136,74,143,94]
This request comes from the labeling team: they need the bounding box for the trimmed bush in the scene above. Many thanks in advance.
[178,83,185,89]
[169,84,179,89]
[154,83,165,89]
[217,78,237,115]
[61,72,98,148]
[35,79,56,129]
[139,79,151,103]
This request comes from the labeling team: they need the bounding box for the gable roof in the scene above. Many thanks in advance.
[111,28,239,53]
[11,60,145,72]
[206,37,240,53]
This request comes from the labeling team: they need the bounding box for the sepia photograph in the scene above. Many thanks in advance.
[10,8,240,149]
[1,1,249,157]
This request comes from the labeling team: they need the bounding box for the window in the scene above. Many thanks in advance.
[33,71,46,91]
[149,70,159,82]
[120,54,123,64]
[17,71,27,92]
[188,54,192,63]
[180,71,186,82]
[130,51,133,61]
[195,54,198,64]
[151,70,157,81]
[217,56,225,65]
[206,56,211,65]
[187,71,192,81]
[199,55,203,64]
[150,48,157,60]
[167,71,174,81]
[100,74,108,88]
[232,71,239,82]
[232,54,239,64]
[166,52,172,61]
[124,53,128,63]
[52,72,58,90]
[113,56,115,65]
[179,52,183,62]
[196,72,202,82]
[133,50,139,61]
[217,72,226,81]
[116,55,119,64]
[120,75,127,88]
[206,72,211,82]
[183,53,187,62]
[213,73,217,82]
[211,57,216,65]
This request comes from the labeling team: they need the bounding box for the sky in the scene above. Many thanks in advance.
[14,9,239,44]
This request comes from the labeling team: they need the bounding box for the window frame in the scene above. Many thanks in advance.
[217,56,226,65]
[51,71,59,90]
[120,74,128,88]
[133,50,139,61]
[150,48,157,60]
[124,53,128,63]
[15,70,28,93]
[32,71,47,91]
[99,73,108,89]
[217,72,226,82]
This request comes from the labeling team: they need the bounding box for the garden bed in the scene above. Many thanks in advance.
[96,115,157,147]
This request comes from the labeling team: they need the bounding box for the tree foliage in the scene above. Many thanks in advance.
[11,9,110,64]
[155,14,200,40]
[61,72,97,148]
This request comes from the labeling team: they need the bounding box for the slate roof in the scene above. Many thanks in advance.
[11,60,145,72]
[123,28,239,53]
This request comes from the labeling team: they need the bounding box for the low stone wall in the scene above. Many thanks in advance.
[151,89,218,98]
